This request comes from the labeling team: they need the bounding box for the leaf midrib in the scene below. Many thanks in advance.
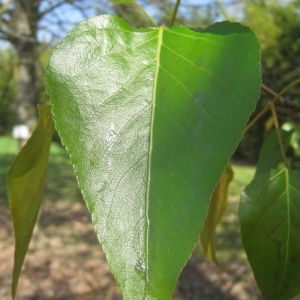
[279,168,291,291]
[144,26,164,295]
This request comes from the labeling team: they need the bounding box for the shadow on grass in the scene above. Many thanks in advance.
[175,256,239,300]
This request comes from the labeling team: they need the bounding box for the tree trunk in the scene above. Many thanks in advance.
[9,0,41,133]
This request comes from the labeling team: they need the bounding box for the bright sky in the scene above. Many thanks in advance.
[37,0,241,43]
[2,0,293,48]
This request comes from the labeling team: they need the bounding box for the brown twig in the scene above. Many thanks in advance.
[245,79,300,133]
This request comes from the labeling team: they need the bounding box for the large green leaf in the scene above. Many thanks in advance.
[7,104,54,299]
[240,167,300,300]
[46,15,260,299]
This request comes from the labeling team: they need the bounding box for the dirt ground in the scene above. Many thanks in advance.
[0,198,263,300]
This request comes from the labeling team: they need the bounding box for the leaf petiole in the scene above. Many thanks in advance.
[170,0,181,27]
[245,79,300,133]
[132,1,158,27]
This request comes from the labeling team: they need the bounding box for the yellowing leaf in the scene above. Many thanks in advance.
[201,163,233,265]
[7,104,54,299]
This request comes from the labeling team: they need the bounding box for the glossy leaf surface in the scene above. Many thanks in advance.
[46,15,260,299]
[240,167,300,300]
[201,163,233,265]
[7,105,54,299]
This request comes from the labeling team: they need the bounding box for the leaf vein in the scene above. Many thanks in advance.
[161,43,239,105]
[159,65,223,139]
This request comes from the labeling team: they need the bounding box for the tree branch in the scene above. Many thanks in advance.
[38,0,74,19]
[170,0,181,26]
[276,99,300,113]
[0,24,36,43]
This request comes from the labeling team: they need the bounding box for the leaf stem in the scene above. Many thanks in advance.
[243,102,271,134]
[132,1,158,27]
[215,0,231,20]
[261,77,300,103]
[170,0,181,27]
[260,83,277,98]
[245,79,300,133]
[270,103,289,167]
[278,77,300,98]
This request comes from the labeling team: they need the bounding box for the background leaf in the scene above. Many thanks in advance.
[200,163,233,265]
[7,104,54,299]
[46,15,260,299]
[255,129,292,176]
[240,167,300,300]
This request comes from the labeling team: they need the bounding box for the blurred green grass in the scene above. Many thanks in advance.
[211,163,256,264]
[0,136,82,207]
[229,164,256,197]
[0,136,18,206]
